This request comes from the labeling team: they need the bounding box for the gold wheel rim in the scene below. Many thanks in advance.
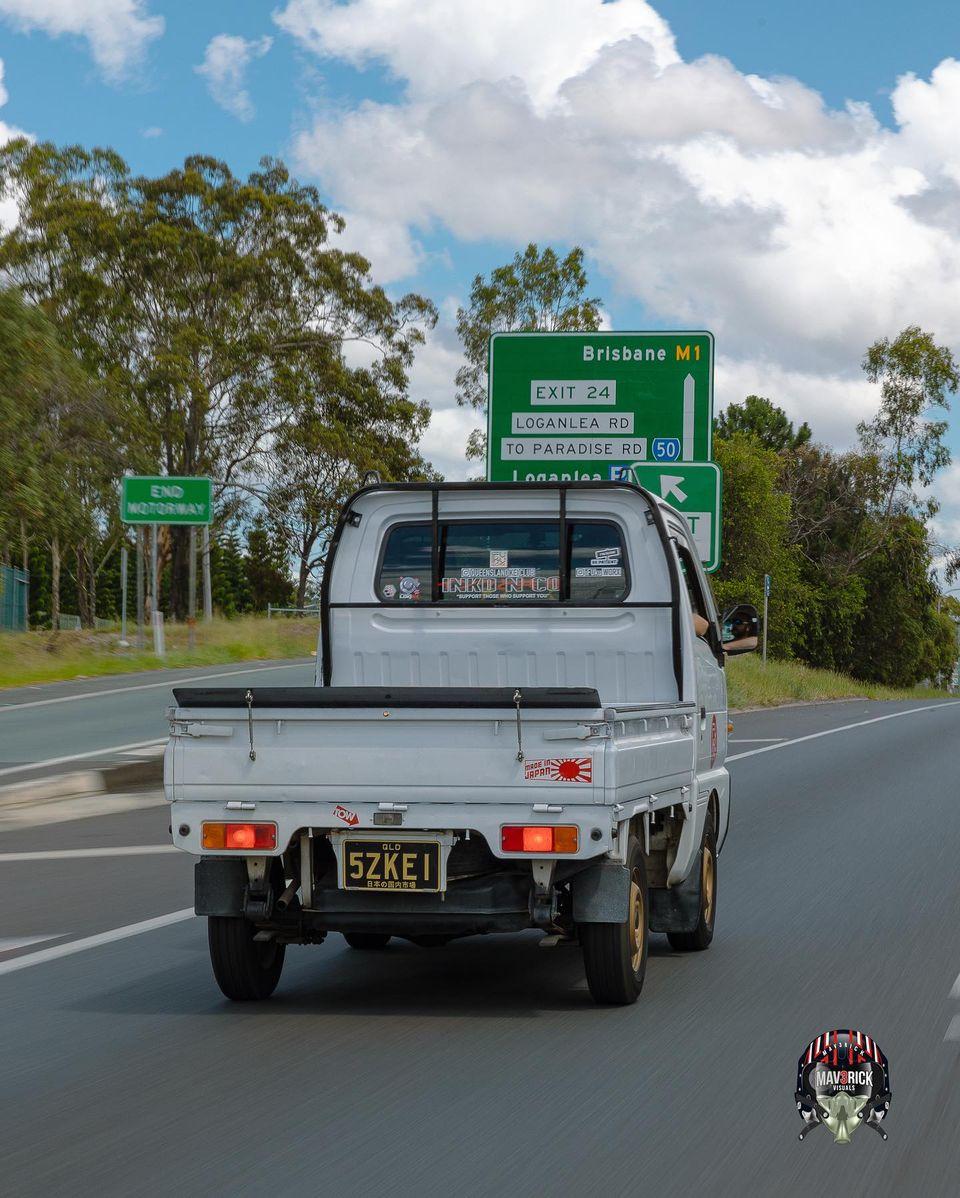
[702,846,715,927]
[629,874,645,972]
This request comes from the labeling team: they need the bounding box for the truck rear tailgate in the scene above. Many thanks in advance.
[168,686,620,807]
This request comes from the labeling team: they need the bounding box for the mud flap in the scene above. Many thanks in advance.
[648,855,701,934]
[195,858,247,916]
[572,859,630,923]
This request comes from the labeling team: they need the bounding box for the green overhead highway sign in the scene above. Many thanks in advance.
[630,462,722,572]
[120,476,213,525]
[486,330,714,483]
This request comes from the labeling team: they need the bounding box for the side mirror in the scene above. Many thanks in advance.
[721,603,761,656]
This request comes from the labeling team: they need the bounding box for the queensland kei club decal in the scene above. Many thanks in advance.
[524,758,592,783]
[333,804,359,826]
[796,1030,892,1143]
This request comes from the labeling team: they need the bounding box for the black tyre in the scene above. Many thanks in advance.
[343,932,392,950]
[208,916,285,1001]
[581,837,648,1005]
[667,815,717,952]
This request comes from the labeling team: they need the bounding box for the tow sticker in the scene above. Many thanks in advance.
[333,804,360,826]
[524,758,593,783]
[489,550,508,568]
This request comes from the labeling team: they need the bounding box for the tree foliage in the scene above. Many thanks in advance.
[455,244,601,459]
[715,395,811,452]
[714,332,958,687]
[0,141,437,616]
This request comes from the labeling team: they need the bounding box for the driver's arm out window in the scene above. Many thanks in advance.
[677,546,709,638]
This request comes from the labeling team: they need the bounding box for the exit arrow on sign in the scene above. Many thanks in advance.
[629,460,723,573]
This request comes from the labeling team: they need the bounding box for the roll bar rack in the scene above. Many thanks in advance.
[318,481,685,702]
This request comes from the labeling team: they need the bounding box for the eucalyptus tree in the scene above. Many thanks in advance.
[0,142,436,615]
[455,243,602,460]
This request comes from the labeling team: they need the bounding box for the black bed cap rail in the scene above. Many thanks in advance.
[172,686,603,710]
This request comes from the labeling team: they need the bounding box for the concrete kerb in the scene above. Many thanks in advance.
[0,751,164,810]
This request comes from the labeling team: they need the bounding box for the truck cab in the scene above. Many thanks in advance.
[167,482,758,1005]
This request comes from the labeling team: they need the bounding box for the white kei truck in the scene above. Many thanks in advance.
[165,481,760,1005]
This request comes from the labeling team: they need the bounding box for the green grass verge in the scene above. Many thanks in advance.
[0,616,318,689]
[727,653,951,709]
[0,618,949,706]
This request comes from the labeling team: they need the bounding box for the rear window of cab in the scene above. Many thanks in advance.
[376,520,629,604]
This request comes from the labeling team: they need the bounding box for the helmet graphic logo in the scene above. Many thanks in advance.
[796,1030,892,1143]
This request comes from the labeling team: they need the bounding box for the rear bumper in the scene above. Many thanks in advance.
[195,857,534,936]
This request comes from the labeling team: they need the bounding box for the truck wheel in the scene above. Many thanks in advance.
[667,817,717,952]
[343,933,392,950]
[207,917,285,1001]
[581,837,648,1005]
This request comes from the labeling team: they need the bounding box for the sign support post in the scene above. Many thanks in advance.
[763,573,771,666]
[202,525,213,622]
[119,546,129,647]
[151,524,164,658]
[135,529,144,649]
[188,526,197,649]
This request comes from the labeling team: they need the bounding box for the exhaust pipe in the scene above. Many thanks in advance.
[275,878,301,912]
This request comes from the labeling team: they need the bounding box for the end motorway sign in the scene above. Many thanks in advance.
[630,462,722,572]
[486,330,714,483]
[120,476,213,525]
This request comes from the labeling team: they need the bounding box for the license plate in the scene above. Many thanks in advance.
[341,839,442,892]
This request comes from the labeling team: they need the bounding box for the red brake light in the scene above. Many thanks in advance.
[202,822,277,850]
[500,826,579,853]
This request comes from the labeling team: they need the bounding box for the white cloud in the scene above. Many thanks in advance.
[275,0,677,112]
[0,59,31,231]
[196,33,273,123]
[715,358,876,450]
[141,125,163,139]
[0,0,163,81]
[274,0,960,470]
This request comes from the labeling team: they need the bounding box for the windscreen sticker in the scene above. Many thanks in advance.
[489,550,509,568]
[398,576,421,599]
[575,566,623,578]
[461,567,535,578]
[524,757,593,783]
[382,583,397,598]
[441,574,559,598]
[333,804,359,826]
[590,546,621,566]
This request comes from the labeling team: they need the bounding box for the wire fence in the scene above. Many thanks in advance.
[0,567,29,632]
[267,604,320,618]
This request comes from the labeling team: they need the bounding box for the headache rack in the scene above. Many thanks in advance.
[317,480,685,700]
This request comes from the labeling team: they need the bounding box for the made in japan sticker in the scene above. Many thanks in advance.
[524,758,593,783]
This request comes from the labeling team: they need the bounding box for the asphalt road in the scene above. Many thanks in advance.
[0,659,316,778]
[2,697,960,1196]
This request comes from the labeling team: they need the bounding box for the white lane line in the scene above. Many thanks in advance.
[0,935,64,952]
[0,909,195,977]
[0,845,178,862]
[0,659,311,713]
[0,738,165,779]
[729,737,785,743]
[726,701,960,763]
[950,971,960,1000]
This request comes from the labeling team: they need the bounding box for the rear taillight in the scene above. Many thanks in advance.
[500,826,579,853]
[201,822,277,851]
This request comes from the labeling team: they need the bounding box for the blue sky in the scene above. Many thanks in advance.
[2,0,960,539]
